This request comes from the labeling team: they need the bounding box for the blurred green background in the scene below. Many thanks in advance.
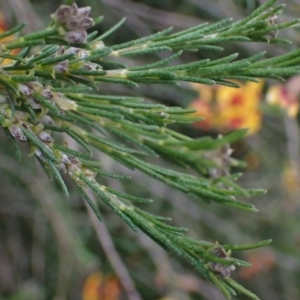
[1,0,300,299]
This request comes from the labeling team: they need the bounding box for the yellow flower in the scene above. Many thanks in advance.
[189,80,263,135]
[216,80,263,110]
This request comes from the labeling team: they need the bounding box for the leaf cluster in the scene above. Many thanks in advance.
[0,1,299,299]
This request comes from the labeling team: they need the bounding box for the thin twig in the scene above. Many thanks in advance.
[84,189,142,300]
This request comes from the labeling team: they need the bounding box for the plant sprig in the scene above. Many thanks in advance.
[0,1,297,299]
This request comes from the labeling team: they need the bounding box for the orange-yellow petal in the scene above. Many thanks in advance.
[82,272,121,300]
[220,107,261,135]
[189,99,215,130]
[217,80,263,110]
[190,83,214,102]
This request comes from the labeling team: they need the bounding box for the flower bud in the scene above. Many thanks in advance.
[8,125,27,142]
[41,89,54,100]
[38,131,53,143]
[83,62,98,70]
[65,16,81,31]
[27,82,43,93]
[55,5,72,23]
[54,60,69,73]
[77,7,91,19]
[65,47,80,55]
[69,3,79,16]
[58,163,67,173]
[61,153,71,165]
[28,97,41,109]
[80,17,94,30]
[92,41,105,50]
[64,30,87,44]
[40,115,54,125]
[19,84,32,96]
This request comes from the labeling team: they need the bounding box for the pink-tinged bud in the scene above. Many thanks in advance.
[56,5,72,23]
[54,60,69,73]
[64,30,87,44]
[77,7,91,19]
[8,125,27,142]
[38,131,53,143]
[80,17,94,30]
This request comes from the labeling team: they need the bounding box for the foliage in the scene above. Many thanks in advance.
[0,0,299,299]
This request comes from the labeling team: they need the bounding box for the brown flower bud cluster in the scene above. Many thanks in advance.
[204,142,235,179]
[0,87,87,183]
[209,246,236,278]
[18,81,77,112]
[52,3,94,44]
